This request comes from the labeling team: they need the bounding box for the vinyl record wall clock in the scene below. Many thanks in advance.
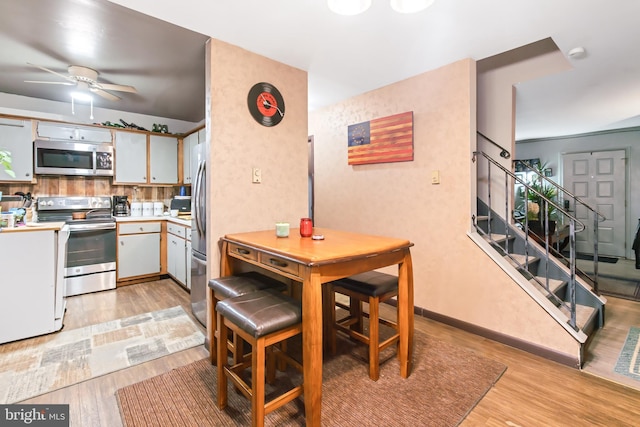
[247,82,285,127]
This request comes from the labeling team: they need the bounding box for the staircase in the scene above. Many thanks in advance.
[473,148,606,366]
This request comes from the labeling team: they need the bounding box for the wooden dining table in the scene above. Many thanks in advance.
[216,227,414,426]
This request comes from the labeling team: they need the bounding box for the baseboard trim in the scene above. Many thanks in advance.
[385,300,580,369]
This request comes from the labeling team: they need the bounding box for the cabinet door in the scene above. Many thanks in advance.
[117,233,160,279]
[76,127,111,143]
[115,131,147,183]
[37,122,110,142]
[182,133,198,184]
[37,122,75,140]
[167,233,186,285]
[150,135,178,184]
[186,239,192,290]
[0,118,33,182]
[0,230,56,344]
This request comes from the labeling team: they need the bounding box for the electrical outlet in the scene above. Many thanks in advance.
[252,168,262,183]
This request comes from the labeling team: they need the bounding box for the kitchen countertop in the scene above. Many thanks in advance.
[1,216,192,233]
[115,215,191,227]
[0,221,66,233]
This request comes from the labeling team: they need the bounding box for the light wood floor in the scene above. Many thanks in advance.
[10,277,640,426]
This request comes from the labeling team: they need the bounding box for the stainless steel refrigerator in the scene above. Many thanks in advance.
[190,143,207,326]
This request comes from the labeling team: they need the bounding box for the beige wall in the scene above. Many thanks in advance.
[310,58,580,358]
[205,38,309,279]
[477,38,571,215]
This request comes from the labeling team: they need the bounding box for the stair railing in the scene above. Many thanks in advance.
[473,150,587,330]
[516,160,607,294]
[478,131,511,159]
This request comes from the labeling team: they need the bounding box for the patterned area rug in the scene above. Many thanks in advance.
[614,326,640,381]
[117,331,507,426]
[0,306,204,404]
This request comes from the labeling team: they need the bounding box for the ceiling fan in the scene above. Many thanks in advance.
[24,63,137,101]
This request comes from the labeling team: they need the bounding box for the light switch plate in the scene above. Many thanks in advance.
[431,170,440,184]
[252,167,262,183]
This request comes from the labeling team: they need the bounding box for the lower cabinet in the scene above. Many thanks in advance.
[167,222,187,287]
[117,222,161,280]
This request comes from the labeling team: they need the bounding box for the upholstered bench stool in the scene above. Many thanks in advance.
[208,272,288,365]
[216,289,303,427]
[329,270,399,381]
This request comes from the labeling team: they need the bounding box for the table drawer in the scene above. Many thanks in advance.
[259,253,299,277]
[228,243,258,262]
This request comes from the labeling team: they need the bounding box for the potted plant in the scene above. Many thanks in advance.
[0,149,15,178]
[523,162,557,235]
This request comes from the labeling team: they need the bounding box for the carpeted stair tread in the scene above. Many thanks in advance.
[530,276,565,295]
[558,303,596,330]
[505,253,539,268]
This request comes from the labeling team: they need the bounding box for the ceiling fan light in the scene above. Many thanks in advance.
[390,0,435,14]
[327,0,372,16]
[70,91,92,102]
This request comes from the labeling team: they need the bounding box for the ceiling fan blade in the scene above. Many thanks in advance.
[95,83,137,93]
[27,62,75,82]
[90,88,121,101]
[24,80,75,86]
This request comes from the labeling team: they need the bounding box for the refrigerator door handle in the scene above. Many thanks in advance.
[194,160,206,238]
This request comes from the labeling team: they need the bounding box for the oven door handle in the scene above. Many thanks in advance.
[68,223,116,231]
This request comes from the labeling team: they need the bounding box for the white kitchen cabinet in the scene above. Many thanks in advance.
[114,131,147,183]
[149,135,178,184]
[182,132,198,184]
[0,229,60,344]
[167,223,187,286]
[0,118,33,182]
[38,122,111,142]
[117,222,161,280]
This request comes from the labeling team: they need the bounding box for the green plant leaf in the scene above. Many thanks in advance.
[0,149,15,177]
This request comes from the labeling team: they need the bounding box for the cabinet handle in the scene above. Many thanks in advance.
[269,258,288,268]
[236,248,251,256]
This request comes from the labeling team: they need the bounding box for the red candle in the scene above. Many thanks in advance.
[300,217,313,237]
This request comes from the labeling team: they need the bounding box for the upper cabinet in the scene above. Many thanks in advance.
[37,122,111,143]
[182,128,204,185]
[114,131,147,183]
[0,118,34,182]
[149,135,178,184]
[114,132,178,185]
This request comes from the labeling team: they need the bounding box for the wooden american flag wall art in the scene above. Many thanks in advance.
[347,111,414,165]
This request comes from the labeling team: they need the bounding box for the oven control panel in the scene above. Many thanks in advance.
[38,196,112,210]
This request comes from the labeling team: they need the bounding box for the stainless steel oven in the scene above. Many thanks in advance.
[37,196,117,296]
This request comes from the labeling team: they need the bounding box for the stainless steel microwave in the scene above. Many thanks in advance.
[34,139,114,176]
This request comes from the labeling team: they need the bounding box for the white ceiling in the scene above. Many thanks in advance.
[2,0,640,141]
